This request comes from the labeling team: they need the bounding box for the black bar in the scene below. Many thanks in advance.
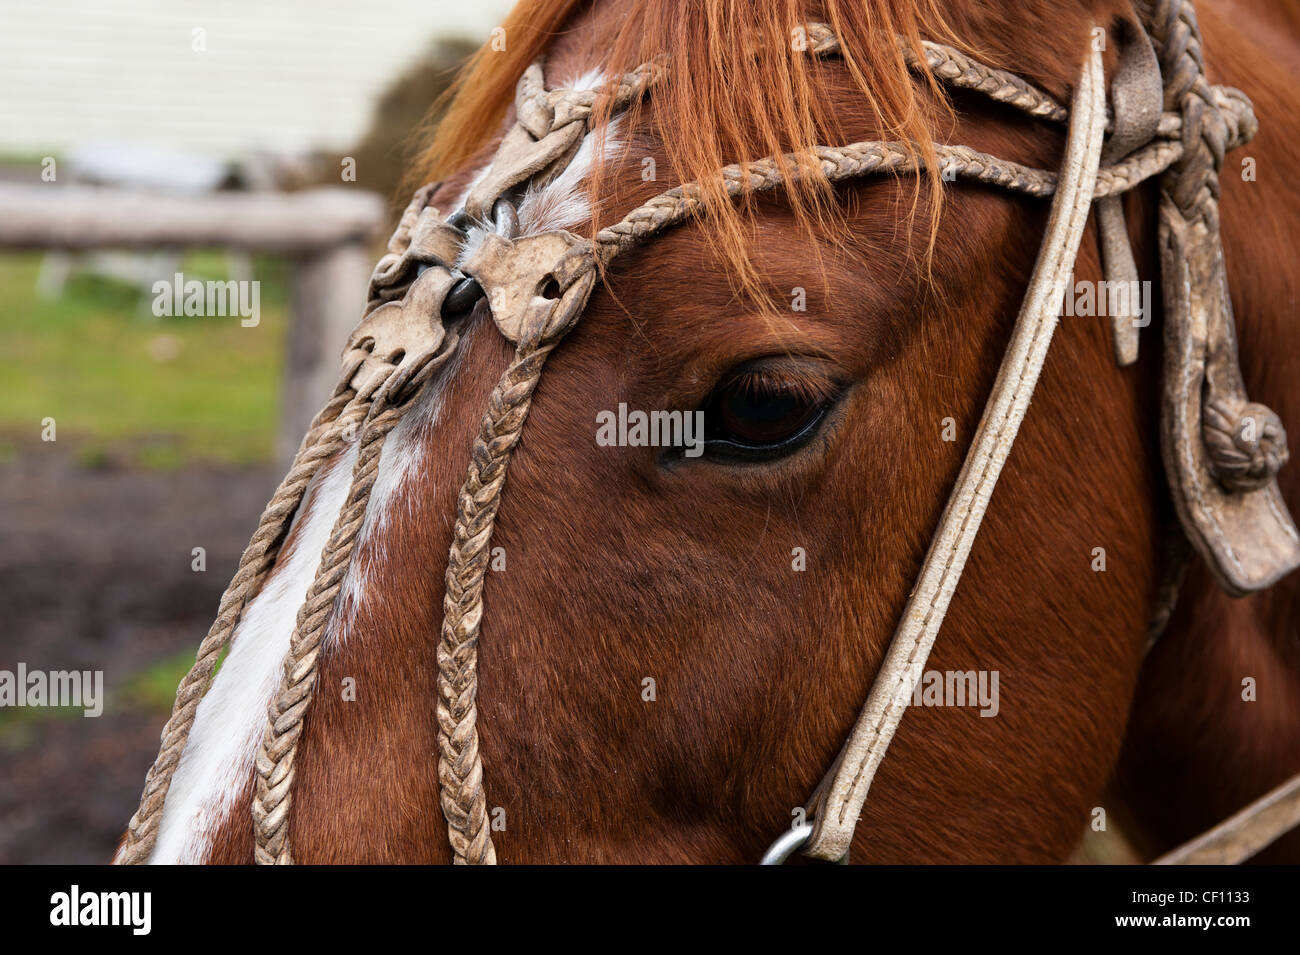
[2,864,1290,941]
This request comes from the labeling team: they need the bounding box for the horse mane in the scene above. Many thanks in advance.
[412,0,964,298]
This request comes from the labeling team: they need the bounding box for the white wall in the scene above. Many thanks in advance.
[0,0,515,158]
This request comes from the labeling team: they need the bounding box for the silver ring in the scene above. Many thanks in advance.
[759,825,812,865]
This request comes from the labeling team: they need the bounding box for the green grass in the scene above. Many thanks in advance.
[0,250,288,466]
[0,693,89,748]
[118,645,229,713]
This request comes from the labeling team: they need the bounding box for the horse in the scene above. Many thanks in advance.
[117,0,1300,863]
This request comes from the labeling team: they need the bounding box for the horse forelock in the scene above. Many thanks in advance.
[419,0,1152,297]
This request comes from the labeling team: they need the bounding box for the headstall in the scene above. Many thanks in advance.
[119,0,1300,865]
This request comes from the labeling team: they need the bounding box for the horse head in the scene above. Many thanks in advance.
[119,0,1300,864]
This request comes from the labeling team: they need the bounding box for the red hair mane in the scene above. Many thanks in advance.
[414,0,969,297]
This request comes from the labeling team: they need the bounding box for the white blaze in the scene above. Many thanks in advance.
[147,66,615,863]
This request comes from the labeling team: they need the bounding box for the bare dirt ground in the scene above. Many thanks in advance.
[0,440,274,863]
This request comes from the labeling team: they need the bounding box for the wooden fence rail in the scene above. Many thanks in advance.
[0,183,388,466]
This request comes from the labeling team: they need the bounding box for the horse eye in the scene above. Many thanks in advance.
[699,368,837,461]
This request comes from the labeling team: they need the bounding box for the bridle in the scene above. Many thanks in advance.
[117,0,1300,866]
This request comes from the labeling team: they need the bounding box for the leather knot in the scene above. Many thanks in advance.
[1213,86,1258,149]
[515,62,555,138]
[1203,398,1290,492]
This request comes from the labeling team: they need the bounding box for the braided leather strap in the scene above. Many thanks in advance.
[595,137,1192,267]
[437,339,563,864]
[114,389,354,864]
[252,399,403,864]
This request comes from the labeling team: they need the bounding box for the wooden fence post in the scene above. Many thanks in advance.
[281,241,375,469]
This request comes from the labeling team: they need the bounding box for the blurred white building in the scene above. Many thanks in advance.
[0,0,514,158]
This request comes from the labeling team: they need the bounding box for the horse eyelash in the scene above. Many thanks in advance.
[723,366,841,405]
